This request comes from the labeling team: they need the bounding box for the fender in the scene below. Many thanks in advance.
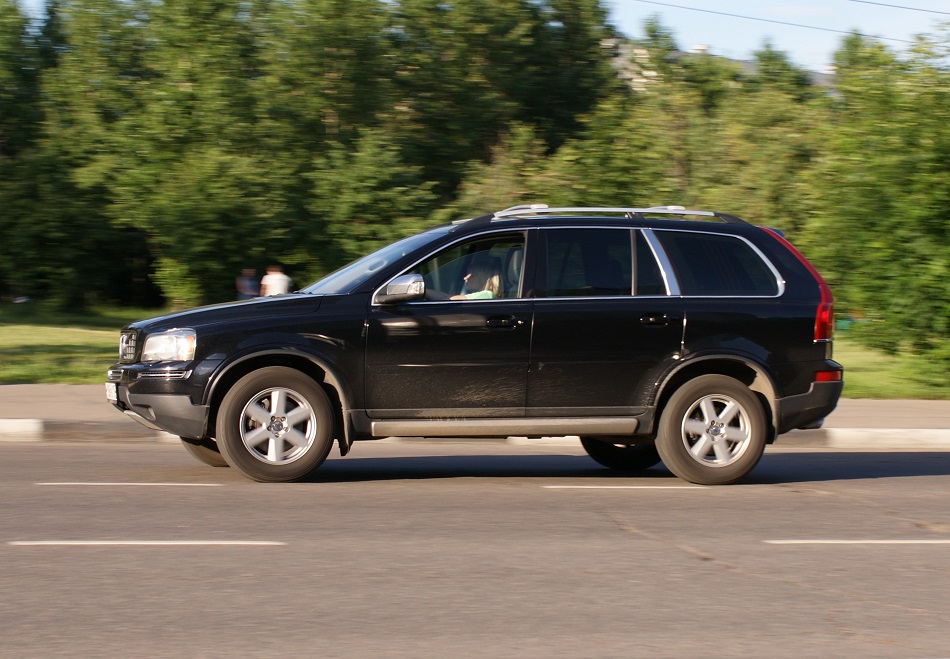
[653,352,779,432]
[205,346,357,451]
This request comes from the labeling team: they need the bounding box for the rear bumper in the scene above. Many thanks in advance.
[775,380,843,435]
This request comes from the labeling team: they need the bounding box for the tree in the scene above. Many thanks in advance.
[1,0,144,309]
[748,41,816,102]
[0,0,40,300]
[802,33,950,368]
[306,129,437,277]
[447,122,560,217]
[387,0,616,191]
[74,0,276,306]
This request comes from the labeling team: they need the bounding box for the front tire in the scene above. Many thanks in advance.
[656,375,767,485]
[580,437,662,471]
[216,367,335,482]
[180,436,229,468]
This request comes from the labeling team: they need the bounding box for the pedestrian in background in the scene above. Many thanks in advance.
[260,265,292,296]
[235,268,259,300]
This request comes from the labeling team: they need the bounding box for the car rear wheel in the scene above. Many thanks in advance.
[180,436,229,467]
[656,375,767,485]
[216,367,335,482]
[580,437,662,471]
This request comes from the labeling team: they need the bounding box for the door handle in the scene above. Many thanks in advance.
[487,315,524,329]
[640,313,669,327]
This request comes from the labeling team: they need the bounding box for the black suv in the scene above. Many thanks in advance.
[106,205,842,485]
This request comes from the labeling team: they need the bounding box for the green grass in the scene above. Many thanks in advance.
[834,339,950,399]
[0,324,117,383]
[0,304,165,384]
[0,304,947,397]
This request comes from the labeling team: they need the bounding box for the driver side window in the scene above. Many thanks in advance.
[414,233,526,300]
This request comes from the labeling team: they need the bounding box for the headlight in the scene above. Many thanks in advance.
[141,329,197,362]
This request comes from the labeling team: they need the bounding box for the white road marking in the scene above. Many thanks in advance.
[9,540,285,546]
[36,482,222,487]
[542,485,705,490]
[766,540,950,545]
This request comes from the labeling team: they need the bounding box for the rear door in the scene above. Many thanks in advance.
[526,228,684,414]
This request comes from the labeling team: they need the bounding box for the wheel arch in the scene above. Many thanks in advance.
[205,349,351,453]
[655,355,778,443]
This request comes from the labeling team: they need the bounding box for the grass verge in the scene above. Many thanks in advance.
[0,305,164,384]
[834,339,950,399]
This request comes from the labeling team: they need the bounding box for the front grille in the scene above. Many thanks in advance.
[119,331,138,363]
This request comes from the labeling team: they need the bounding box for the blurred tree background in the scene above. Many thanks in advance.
[0,0,947,370]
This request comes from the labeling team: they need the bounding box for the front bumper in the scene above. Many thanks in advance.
[107,366,209,439]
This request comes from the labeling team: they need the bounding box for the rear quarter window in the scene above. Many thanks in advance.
[655,230,780,296]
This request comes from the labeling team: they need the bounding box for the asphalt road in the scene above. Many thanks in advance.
[3,439,950,657]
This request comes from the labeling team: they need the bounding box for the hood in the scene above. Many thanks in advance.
[126,294,323,333]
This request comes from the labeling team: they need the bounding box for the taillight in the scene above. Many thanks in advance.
[761,228,834,342]
[814,295,834,343]
[815,370,842,382]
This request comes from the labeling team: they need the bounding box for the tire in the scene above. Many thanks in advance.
[656,375,767,485]
[580,437,662,471]
[180,436,229,468]
[216,367,335,482]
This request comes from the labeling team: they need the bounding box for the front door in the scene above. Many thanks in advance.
[365,231,532,418]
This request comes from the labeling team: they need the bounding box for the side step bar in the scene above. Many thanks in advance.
[371,417,638,438]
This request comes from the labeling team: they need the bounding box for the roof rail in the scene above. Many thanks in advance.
[490,205,748,225]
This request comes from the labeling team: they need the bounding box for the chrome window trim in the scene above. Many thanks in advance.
[641,229,680,296]
[371,223,786,304]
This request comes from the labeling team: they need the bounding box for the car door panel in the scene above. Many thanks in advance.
[365,300,533,417]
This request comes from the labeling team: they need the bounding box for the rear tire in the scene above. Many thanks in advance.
[180,436,229,468]
[580,437,661,471]
[656,375,767,485]
[216,367,335,482]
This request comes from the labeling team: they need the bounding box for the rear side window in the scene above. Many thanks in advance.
[541,229,632,297]
[655,230,780,296]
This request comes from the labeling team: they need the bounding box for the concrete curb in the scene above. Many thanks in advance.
[0,419,178,444]
[1,418,949,450]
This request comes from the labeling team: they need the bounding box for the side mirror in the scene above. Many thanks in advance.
[375,273,425,304]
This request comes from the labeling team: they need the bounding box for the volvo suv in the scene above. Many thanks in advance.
[106,205,842,485]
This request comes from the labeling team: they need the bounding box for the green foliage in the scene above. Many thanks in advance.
[801,32,950,367]
[152,257,202,310]
[307,129,437,276]
[447,123,560,216]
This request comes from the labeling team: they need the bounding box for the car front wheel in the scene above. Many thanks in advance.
[656,375,767,485]
[216,367,335,482]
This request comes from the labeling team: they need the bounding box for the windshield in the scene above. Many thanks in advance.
[302,226,451,295]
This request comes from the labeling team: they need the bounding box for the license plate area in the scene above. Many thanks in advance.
[105,382,117,402]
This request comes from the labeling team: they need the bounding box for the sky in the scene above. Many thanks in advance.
[606,0,948,72]
[16,0,950,73]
